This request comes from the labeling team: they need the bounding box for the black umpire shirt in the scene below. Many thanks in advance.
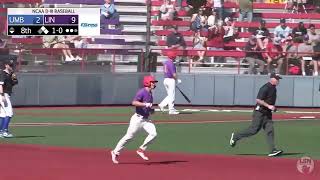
[0,70,18,95]
[255,82,277,114]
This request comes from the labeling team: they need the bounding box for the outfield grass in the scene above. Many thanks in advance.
[2,107,320,159]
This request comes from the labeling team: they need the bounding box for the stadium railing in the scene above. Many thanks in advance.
[150,48,318,75]
[6,48,144,73]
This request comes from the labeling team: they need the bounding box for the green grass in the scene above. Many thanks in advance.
[3,107,320,159]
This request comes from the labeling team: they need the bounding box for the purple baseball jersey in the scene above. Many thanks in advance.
[163,59,176,78]
[133,88,153,118]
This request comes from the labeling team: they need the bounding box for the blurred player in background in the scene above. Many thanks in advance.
[0,60,18,138]
[111,76,158,164]
[158,51,181,115]
[230,73,283,157]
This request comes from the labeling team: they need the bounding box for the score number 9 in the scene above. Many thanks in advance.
[71,16,77,24]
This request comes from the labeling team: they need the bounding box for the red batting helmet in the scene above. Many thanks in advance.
[143,75,158,87]
[167,51,177,60]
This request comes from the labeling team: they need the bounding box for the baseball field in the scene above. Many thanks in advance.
[0,106,319,180]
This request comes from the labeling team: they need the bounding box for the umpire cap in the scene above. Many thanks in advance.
[270,73,282,80]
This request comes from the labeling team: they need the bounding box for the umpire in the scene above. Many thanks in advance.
[230,73,283,157]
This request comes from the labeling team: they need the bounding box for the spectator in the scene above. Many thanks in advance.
[160,0,177,21]
[308,24,320,46]
[253,19,270,50]
[203,0,214,16]
[274,18,292,44]
[309,24,320,76]
[166,26,187,61]
[65,36,89,61]
[206,20,225,64]
[43,36,76,62]
[176,0,183,10]
[100,0,119,23]
[213,0,223,21]
[244,36,265,75]
[186,0,206,15]
[192,30,207,66]
[223,17,238,49]
[313,40,320,76]
[283,36,300,74]
[0,39,9,61]
[207,10,217,27]
[265,38,285,74]
[292,22,307,43]
[166,26,186,49]
[190,9,207,32]
[238,0,253,23]
[297,35,313,76]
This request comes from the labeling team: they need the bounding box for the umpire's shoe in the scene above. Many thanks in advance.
[229,133,236,147]
[268,149,283,157]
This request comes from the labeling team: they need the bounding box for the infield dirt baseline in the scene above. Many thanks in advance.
[11,117,320,127]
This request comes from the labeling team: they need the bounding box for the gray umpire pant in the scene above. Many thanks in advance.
[233,110,275,152]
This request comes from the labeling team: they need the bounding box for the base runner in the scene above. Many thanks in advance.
[111,75,158,164]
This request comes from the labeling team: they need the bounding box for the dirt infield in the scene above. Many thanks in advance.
[4,107,319,179]
[0,144,318,180]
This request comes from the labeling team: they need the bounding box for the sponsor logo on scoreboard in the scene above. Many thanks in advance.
[81,23,98,28]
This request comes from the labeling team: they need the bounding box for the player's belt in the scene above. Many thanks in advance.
[135,113,148,119]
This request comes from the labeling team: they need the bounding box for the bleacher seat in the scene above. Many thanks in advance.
[234,22,320,29]
[1,0,41,3]
[0,8,6,13]
[93,38,126,45]
[150,1,313,10]
[44,0,104,5]
[100,18,120,25]
[100,29,122,35]
[11,38,43,44]
[161,49,245,58]
[151,20,190,26]
[157,40,247,48]
[155,30,252,38]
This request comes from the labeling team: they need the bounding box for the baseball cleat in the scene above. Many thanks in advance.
[230,133,236,147]
[268,149,283,157]
[2,132,13,138]
[169,110,179,115]
[158,105,165,112]
[136,149,149,161]
[111,150,119,164]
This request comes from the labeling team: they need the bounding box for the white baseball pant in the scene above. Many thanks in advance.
[159,78,176,111]
[113,113,157,154]
[0,93,13,118]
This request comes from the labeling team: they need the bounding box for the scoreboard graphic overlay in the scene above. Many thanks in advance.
[7,8,100,36]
